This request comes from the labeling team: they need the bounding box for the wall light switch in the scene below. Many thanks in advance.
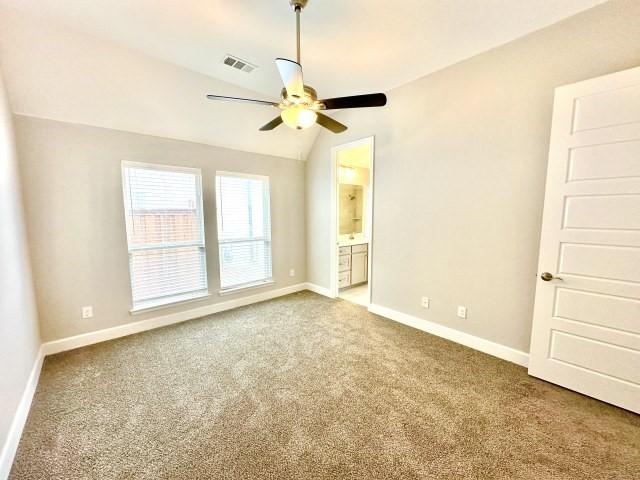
[289,268,295,277]
[457,306,467,319]
[421,297,430,309]
[82,306,93,319]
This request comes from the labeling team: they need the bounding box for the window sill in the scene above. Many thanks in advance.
[218,280,275,296]
[130,291,211,315]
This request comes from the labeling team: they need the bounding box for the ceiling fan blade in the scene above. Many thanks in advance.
[259,116,284,131]
[320,93,387,110]
[206,94,278,107]
[316,112,347,134]
[275,58,304,99]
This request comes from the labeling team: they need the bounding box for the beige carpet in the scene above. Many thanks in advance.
[11,291,640,479]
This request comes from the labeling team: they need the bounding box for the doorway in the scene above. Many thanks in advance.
[329,136,375,306]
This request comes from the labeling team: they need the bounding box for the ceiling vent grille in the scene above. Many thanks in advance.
[222,55,256,73]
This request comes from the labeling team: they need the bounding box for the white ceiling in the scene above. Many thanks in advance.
[0,0,606,101]
[0,7,318,160]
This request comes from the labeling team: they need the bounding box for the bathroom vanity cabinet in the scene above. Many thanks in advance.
[338,242,368,288]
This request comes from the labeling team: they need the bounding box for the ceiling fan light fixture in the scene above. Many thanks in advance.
[205,0,387,134]
[281,105,317,130]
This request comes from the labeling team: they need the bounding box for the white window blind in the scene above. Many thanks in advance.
[122,162,208,310]
[215,172,272,291]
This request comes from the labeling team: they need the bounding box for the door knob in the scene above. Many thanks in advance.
[540,272,562,281]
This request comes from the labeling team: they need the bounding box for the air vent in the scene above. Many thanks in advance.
[222,54,256,73]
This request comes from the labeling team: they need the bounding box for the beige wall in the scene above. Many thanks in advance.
[0,71,40,456]
[15,116,306,342]
[306,0,640,353]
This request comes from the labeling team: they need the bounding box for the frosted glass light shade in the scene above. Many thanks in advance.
[281,106,317,129]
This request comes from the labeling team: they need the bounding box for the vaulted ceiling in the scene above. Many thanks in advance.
[0,0,606,158]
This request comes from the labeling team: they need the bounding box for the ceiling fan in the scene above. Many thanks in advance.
[206,0,387,133]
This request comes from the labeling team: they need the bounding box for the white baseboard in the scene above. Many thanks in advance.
[368,303,529,367]
[303,282,333,298]
[0,346,44,480]
[42,283,308,356]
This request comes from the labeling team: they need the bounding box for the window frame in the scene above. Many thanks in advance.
[121,161,208,312]
[215,170,273,294]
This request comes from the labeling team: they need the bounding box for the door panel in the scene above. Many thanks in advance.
[563,194,640,230]
[555,288,640,333]
[552,317,640,351]
[568,140,640,181]
[558,243,640,283]
[529,66,640,413]
[550,331,640,384]
[573,83,640,132]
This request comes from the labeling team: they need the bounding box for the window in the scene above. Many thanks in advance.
[122,162,208,310]
[215,172,272,291]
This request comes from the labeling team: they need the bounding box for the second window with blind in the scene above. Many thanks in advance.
[215,172,273,292]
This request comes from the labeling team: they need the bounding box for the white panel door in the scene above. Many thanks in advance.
[529,66,640,413]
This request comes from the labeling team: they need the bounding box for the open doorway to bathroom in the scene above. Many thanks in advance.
[329,136,374,306]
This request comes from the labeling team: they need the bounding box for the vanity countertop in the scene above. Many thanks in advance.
[338,238,369,247]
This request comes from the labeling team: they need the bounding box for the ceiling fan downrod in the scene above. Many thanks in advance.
[290,0,308,64]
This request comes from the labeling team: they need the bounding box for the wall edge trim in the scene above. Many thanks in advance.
[0,346,44,480]
[42,283,308,356]
[303,282,333,297]
[368,303,530,367]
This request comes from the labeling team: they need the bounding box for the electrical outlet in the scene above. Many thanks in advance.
[421,297,430,309]
[289,268,295,277]
[82,306,93,319]
[457,306,467,319]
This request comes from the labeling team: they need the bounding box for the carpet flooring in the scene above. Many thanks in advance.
[11,291,640,479]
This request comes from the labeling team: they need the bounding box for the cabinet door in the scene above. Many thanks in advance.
[351,252,367,284]
[338,254,351,272]
[352,243,368,254]
[338,271,351,288]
